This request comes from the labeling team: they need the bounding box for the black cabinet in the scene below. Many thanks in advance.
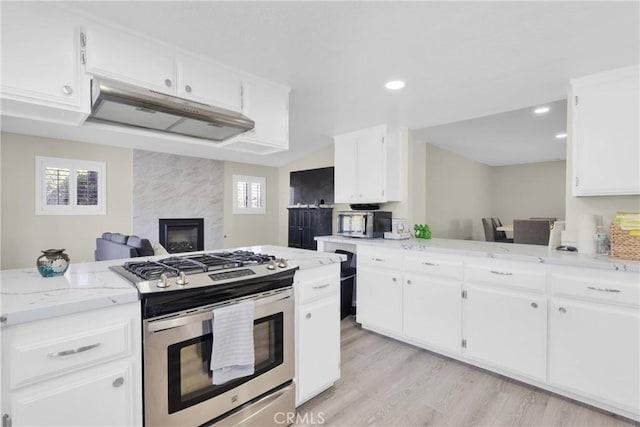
[288,208,333,250]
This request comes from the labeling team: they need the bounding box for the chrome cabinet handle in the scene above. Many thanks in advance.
[165,78,172,87]
[185,84,192,93]
[305,313,311,319]
[587,286,621,293]
[531,302,538,309]
[47,343,101,358]
[312,284,330,289]
[112,377,124,388]
[421,262,438,266]
[392,277,397,282]
[490,270,513,276]
[407,279,412,285]
[61,85,73,95]
[558,307,567,314]
[372,258,385,262]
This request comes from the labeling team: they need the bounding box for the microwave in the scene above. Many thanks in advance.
[337,211,392,238]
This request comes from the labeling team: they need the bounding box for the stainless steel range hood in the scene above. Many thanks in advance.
[87,79,254,141]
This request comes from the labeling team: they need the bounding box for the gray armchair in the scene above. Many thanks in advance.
[513,220,552,245]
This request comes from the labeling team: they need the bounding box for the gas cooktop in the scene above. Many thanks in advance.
[110,250,297,296]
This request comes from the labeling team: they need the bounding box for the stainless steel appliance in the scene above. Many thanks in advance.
[88,78,255,142]
[336,210,392,238]
[111,251,297,427]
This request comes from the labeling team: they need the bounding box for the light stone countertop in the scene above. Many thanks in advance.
[0,245,344,328]
[315,236,640,273]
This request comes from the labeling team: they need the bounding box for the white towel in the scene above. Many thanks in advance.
[210,300,255,385]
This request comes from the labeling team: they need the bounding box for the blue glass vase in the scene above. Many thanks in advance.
[36,249,70,277]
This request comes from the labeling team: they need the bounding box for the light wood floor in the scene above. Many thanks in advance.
[295,317,639,427]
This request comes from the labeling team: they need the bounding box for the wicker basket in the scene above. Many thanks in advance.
[610,223,640,261]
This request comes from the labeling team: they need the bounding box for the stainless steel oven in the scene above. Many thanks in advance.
[143,287,294,427]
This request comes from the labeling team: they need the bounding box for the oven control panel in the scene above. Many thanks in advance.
[209,268,256,281]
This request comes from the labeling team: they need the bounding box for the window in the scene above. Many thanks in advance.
[35,156,106,215]
[232,175,266,214]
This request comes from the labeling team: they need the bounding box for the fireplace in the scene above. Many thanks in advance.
[159,218,204,254]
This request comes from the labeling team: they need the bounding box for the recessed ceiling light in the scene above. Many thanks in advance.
[555,132,567,139]
[385,80,405,90]
[534,106,550,114]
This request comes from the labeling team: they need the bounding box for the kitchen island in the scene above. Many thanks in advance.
[316,235,640,422]
[0,245,344,427]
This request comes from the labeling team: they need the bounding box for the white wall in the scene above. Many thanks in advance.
[424,143,493,241]
[223,161,280,248]
[0,132,132,269]
[132,150,224,250]
[491,161,566,226]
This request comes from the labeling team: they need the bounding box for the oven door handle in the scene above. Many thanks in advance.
[146,291,291,333]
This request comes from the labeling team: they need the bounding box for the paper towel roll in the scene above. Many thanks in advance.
[578,214,596,254]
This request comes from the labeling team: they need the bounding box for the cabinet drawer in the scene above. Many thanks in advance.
[357,246,403,269]
[10,319,132,389]
[465,262,546,292]
[295,264,340,305]
[550,270,640,307]
[404,253,463,280]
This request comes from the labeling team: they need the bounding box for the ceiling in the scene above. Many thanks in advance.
[413,99,568,166]
[4,1,640,167]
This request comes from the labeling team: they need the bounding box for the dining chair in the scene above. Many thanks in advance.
[482,218,496,242]
[483,218,513,243]
[513,219,552,245]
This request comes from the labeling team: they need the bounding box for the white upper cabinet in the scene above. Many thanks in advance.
[177,56,242,112]
[571,65,640,196]
[333,133,358,202]
[84,23,243,112]
[0,2,88,123]
[220,77,290,153]
[334,125,403,204]
[84,23,176,94]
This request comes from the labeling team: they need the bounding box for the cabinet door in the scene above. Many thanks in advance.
[85,23,176,94]
[549,298,639,412]
[356,126,386,202]
[403,274,461,354]
[572,65,640,196]
[239,78,289,148]
[357,266,402,335]
[333,133,358,203]
[1,2,83,108]
[178,57,242,111]
[11,362,138,427]
[288,210,301,248]
[463,285,547,381]
[296,297,340,406]
[300,210,315,250]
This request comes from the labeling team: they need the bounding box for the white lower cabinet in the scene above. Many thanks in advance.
[357,266,403,335]
[403,273,461,354]
[548,297,639,413]
[294,264,340,406]
[351,246,639,420]
[1,303,142,427]
[462,285,547,381]
[11,361,137,427]
[296,297,340,405]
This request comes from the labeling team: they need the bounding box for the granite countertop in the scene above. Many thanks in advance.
[0,245,344,328]
[315,236,640,273]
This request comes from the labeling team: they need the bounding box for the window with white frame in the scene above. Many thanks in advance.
[232,175,266,214]
[35,156,106,215]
